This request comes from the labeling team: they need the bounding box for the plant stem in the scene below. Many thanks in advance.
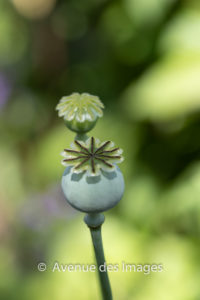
[84,213,113,300]
[75,133,88,142]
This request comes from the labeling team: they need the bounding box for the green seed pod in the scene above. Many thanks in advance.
[62,166,124,213]
[61,137,125,212]
[56,93,104,133]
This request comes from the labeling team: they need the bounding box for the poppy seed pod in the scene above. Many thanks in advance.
[61,137,125,213]
[61,166,124,213]
[56,93,104,133]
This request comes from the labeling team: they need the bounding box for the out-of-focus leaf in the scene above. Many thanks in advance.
[159,9,200,54]
[135,235,199,300]
[124,0,175,28]
[100,2,151,65]
[156,162,200,234]
[123,53,200,122]
[121,175,160,228]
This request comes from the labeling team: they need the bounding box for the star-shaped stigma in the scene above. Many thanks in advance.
[61,137,124,176]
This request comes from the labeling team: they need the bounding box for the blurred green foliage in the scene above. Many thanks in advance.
[1,0,200,299]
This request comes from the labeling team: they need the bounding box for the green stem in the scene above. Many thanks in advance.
[75,132,89,142]
[84,213,113,300]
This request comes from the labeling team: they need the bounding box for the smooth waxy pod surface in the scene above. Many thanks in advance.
[61,165,124,213]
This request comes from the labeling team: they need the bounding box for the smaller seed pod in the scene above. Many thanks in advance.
[61,137,125,213]
[56,93,104,133]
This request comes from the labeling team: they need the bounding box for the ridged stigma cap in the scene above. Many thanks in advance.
[56,93,104,133]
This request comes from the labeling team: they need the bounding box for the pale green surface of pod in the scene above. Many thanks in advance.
[61,166,125,213]
[64,118,97,133]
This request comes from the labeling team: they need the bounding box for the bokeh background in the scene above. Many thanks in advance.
[1,0,200,299]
